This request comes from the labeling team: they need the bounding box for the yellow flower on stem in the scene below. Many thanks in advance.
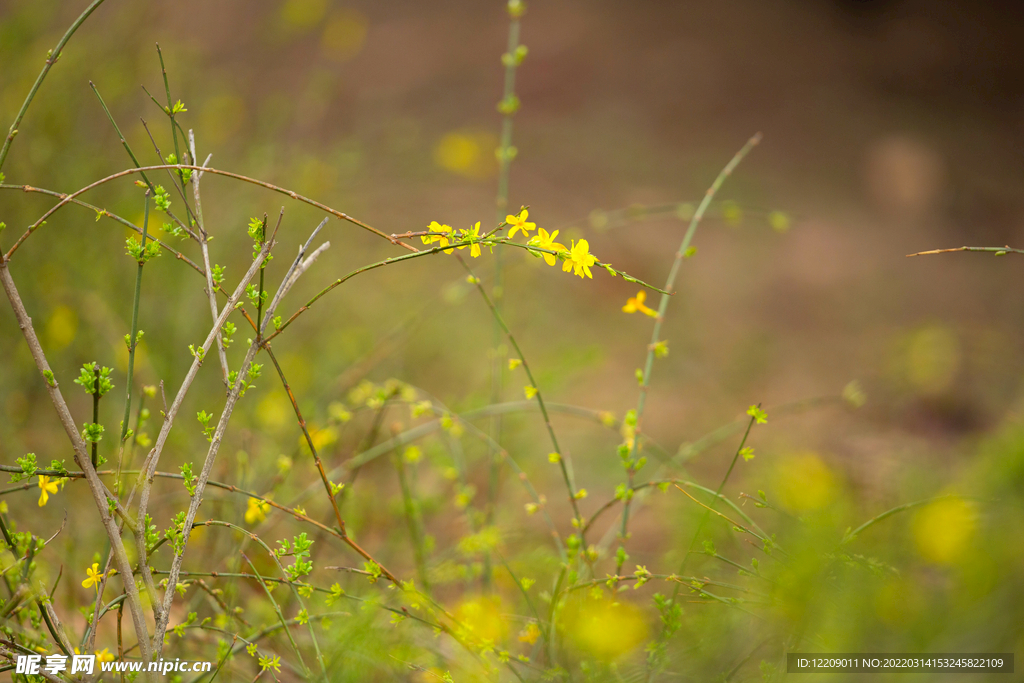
[422,221,454,254]
[506,209,536,239]
[82,562,104,590]
[37,475,58,507]
[457,221,483,258]
[622,291,657,317]
[524,386,538,399]
[528,228,568,266]
[245,496,271,524]
[94,648,115,663]
[562,239,597,279]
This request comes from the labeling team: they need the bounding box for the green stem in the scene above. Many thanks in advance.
[0,0,108,174]
[485,0,524,592]
[266,236,666,342]
[120,192,149,443]
[115,191,149,498]
[617,133,762,575]
[458,257,588,567]
[156,43,189,198]
[394,451,429,592]
[92,365,100,468]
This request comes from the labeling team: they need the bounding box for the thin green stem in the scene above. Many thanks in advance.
[0,0,108,174]
[266,236,665,342]
[91,365,100,468]
[241,552,310,679]
[394,450,430,592]
[120,191,149,445]
[617,133,761,575]
[486,0,525,591]
[457,257,589,568]
[156,43,190,200]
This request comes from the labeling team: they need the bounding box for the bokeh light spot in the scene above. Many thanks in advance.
[913,496,975,564]
[774,452,837,512]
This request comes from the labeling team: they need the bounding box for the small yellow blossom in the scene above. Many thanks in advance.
[518,622,541,644]
[38,475,59,507]
[506,209,536,239]
[259,654,282,673]
[563,239,597,279]
[524,385,537,399]
[508,358,522,370]
[422,221,454,254]
[457,221,483,258]
[94,648,115,663]
[548,452,561,463]
[245,496,271,524]
[82,563,104,590]
[622,290,657,317]
[527,227,568,266]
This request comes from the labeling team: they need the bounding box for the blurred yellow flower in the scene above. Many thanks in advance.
[37,475,58,507]
[528,227,568,266]
[94,648,114,663]
[321,9,368,62]
[433,131,497,179]
[913,497,975,564]
[622,290,657,317]
[562,597,648,660]
[905,325,959,395]
[82,562,104,590]
[524,386,537,399]
[563,239,597,279]
[245,497,271,525]
[518,622,541,644]
[456,595,506,642]
[45,305,77,351]
[774,453,837,512]
[507,209,536,239]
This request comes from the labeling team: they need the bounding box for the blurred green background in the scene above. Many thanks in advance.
[2,0,1024,680]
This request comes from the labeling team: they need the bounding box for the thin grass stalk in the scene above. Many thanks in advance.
[0,0,107,173]
[616,133,762,575]
[118,190,150,474]
[394,447,430,592]
[457,257,588,566]
[485,0,526,591]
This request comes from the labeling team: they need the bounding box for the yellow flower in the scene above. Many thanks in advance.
[506,209,536,239]
[422,221,454,254]
[37,475,59,507]
[622,291,657,317]
[94,648,115,663]
[528,227,568,266]
[562,239,597,279]
[82,563,104,590]
[457,221,482,258]
[508,358,522,370]
[518,622,541,644]
[524,386,538,399]
[245,496,271,524]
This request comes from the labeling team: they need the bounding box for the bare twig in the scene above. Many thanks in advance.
[188,130,231,391]
[0,258,152,663]
[906,245,1024,257]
